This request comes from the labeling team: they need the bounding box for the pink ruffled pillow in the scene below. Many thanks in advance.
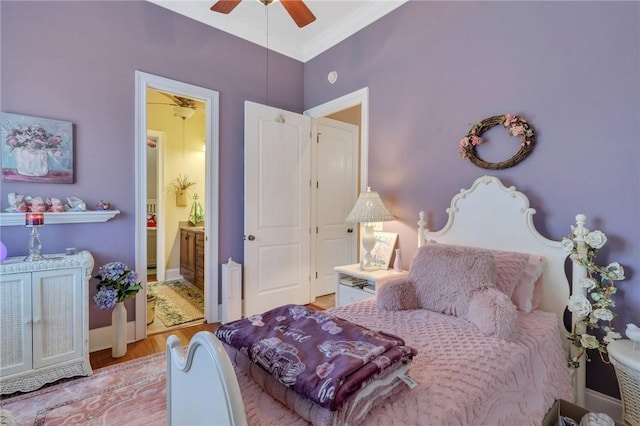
[491,249,544,313]
[427,241,545,313]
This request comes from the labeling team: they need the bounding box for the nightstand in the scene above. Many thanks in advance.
[334,264,408,307]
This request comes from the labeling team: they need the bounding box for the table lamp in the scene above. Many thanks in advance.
[345,187,395,271]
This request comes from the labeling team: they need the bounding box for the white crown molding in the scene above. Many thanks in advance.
[302,1,408,62]
[147,0,409,63]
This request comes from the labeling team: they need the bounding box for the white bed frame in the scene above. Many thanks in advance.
[417,175,587,405]
[166,175,589,424]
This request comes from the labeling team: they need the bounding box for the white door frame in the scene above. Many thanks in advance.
[304,87,369,194]
[134,71,220,340]
[146,129,166,283]
[305,88,369,299]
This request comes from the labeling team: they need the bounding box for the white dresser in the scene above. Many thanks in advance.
[0,251,94,394]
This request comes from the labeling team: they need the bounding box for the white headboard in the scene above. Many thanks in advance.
[417,175,586,403]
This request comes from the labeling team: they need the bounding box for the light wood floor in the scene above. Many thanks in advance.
[90,294,335,370]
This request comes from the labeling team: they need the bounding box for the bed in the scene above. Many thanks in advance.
[167,175,588,426]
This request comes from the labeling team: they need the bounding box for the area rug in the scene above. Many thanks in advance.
[0,353,167,426]
[148,279,204,327]
[0,351,308,426]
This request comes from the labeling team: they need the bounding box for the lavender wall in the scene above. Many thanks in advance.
[0,1,304,326]
[304,1,639,397]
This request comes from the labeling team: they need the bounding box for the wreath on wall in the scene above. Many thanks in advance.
[459,114,535,170]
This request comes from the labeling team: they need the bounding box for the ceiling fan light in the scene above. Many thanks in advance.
[173,106,196,120]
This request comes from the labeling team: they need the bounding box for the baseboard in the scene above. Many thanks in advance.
[585,388,622,422]
[89,322,136,353]
[165,268,182,281]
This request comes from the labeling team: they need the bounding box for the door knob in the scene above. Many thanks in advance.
[347,228,353,233]
[247,235,256,241]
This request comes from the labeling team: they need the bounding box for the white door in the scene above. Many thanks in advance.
[313,117,359,296]
[244,101,312,317]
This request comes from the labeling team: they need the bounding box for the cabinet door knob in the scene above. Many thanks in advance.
[347,228,353,233]
[247,235,256,241]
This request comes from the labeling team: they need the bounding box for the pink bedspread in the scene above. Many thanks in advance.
[234,299,573,426]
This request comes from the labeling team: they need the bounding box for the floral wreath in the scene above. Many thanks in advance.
[459,114,535,170]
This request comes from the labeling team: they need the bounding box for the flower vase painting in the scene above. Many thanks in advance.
[1,112,74,183]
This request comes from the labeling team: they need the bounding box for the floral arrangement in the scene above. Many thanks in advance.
[93,262,142,310]
[5,124,64,156]
[459,113,535,170]
[563,227,625,368]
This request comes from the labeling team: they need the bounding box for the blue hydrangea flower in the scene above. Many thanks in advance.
[93,261,142,310]
[93,286,119,310]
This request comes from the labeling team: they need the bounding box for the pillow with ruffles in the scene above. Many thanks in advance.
[408,243,497,317]
[426,240,544,313]
[378,243,519,341]
[490,249,544,313]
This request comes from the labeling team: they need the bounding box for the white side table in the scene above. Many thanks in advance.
[334,264,408,307]
[608,339,640,426]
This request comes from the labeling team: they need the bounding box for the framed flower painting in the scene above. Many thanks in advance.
[1,112,74,183]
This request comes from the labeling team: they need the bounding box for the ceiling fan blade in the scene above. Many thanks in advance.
[211,0,242,14]
[158,92,179,104]
[280,0,316,28]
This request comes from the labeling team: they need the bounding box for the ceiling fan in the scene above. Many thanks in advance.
[211,0,316,28]
[148,93,201,120]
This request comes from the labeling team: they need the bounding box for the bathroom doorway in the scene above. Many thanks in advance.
[134,71,220,341]
[145,88,206,335]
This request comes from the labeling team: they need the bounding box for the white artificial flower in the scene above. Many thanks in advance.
[579,277,597,291]
[561,237,575,253]
[567,294,592,318]
[585,230,607,249]
[593,308,614,321]
[604,331,622,344]
[580,334,600,349]
[569,253,578,263]
[606,262,625,280]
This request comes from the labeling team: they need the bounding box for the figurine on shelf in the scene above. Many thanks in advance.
[47,198,66,212]
[6,193,29,212]
[30,197,47,213]
[66,196,87,211]
[96,200,112,210]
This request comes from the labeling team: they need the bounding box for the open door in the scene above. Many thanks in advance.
[244,101,312,317]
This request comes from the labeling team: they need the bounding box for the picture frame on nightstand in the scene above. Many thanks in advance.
[360,231,397,270]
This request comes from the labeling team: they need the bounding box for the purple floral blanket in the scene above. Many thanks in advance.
[215,304,416,411]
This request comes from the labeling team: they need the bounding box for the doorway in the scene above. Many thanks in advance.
[306,88,369,304]
[134,71,220,341]
[145,89,206,335]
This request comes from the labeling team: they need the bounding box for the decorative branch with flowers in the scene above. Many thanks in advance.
[563,220,625,369]
[93,262,143,310]
[459,113,535,170]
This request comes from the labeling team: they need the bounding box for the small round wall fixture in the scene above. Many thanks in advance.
[459,113,535,170]
[327,71,338,84]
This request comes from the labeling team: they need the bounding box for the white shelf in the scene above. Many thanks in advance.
[0,210,120,226]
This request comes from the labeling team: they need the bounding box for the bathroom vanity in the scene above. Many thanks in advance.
[180,226,204,290]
